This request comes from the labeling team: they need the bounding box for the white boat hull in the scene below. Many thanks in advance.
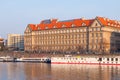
[51,55,120,65]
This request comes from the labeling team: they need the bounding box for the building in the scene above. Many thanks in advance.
[24,16,120,54]
[7,34,24,51]
[0,38,4,51]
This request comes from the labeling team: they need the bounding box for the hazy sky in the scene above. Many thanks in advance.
[0,0,120,38]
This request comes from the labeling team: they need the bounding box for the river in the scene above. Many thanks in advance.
[0,63,120,80]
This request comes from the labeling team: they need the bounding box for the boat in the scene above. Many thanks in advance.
[0,56,15,62]
[51,55,120,65]
[16,57,51,63]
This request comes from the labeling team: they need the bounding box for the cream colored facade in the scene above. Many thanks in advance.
[24,17,120,53]
[7,34,24,50]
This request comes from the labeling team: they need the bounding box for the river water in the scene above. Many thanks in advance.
[0,63,120,80]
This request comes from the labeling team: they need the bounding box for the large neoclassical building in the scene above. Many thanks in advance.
[24,16,120,53]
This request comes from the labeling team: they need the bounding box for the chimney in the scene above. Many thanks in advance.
[81,17,85,20]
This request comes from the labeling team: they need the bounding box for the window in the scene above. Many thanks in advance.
[96,45,97,49]
[107,58,109,61]
[92,28,94,31]
[100,33,102,37]
[92,39,94,43]
[96,39,98,43]
[71,24,75,27]
[95,23,98,26]
[82,40,84,43]
[96,28,100,31]
[62,25,66,28]
[92,33,94,37]
[116,58,118,61]
[82,34,84,37]
[111,58,113,61]
[45,26,48,29]
[79,40,81,43]
[82,23,86,26]
[53,26,56,28]
[98,58,102,61]
[96,33,98,37]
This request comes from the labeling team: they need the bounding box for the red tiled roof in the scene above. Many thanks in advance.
[0,38,4,41]
[97,16,120,28]
[29,24,38,31]
[28,17,120,31]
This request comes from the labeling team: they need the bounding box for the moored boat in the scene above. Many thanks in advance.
[0,56,15,62]
[16,57,51,63]
[51,55,120,65]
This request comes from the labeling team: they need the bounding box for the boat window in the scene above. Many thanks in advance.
[107,58,109,61]
[116,58,118,61]
[81,58,83,60]
[98,58,102,61]
[111,58,113,61]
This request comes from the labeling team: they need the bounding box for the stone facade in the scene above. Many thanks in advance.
[24,17,120,54]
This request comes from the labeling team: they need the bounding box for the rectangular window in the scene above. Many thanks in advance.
[92,39,94,43]
[83,40,84,43]
[96,39,98,43]
[79,40,81,43]
[107,58,109,61]
[116,58,118,61]
[96,45,97,49]
[92,33,94,37]
[96,33,98,37]
[100,33,102,37]
[82,34,84,37]
[111,58,113,61]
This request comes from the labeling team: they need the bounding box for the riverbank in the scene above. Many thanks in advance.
[0,51,65,58]
[0,51,120,59]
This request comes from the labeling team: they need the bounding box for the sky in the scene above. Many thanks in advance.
[0,0,120,39]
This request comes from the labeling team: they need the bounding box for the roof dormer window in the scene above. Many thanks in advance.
[82,23,86,26]
[45,26,48,29]
[108,23,110,26]
[111,24,113,26]
[71,24,75,27]
[62,25,66,28]
[53,26,56,28]
[38,27,41,30]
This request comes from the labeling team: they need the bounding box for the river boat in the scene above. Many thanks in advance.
[16,57,51,63]
[51,55,120,65]
[0,56,15,62]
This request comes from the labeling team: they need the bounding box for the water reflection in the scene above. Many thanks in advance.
[51,64,120,80]
[0,63,120,80]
